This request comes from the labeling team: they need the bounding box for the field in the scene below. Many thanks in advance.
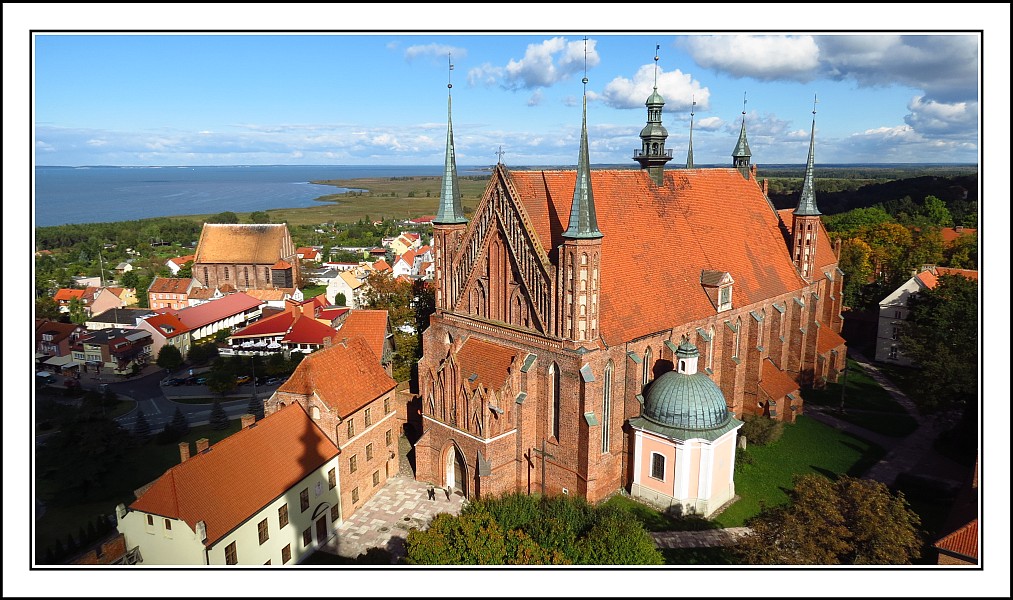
[185,176,488,226]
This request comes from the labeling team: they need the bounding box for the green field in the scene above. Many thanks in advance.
[803,359,919,437]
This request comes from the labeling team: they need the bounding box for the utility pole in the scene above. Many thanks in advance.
[531,440,555,497]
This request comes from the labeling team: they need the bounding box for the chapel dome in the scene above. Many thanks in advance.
[641,341,730,430]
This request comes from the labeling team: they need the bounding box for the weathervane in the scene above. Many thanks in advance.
[448,52,454,92]
[582,36,589,89]
[742,91,747,115]
[654,44,660,88]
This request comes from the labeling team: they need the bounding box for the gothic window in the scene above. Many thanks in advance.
[643,347,653,385]
[734,318,742,359]
[602,361,613,454]
[759,308,766,349]
[224,267,229,280]
[581,253,587,266]
[244,267,249,288]
[707,327,715,371]
[549,363,560,440]
[203,267,209,286]
[889,346,898,359]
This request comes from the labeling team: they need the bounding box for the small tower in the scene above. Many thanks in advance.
[559,39,603,345]
[633,46,673,186]
[686,95,696,169]
[433,54,468,312]
[732,93,751,178]
[791,95,822,281]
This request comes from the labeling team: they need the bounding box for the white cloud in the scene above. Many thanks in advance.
[681,35,820,80]
[600,64,710,111]
[694,116,724,131]
[477,37,600,91]
[404,43,468,63]
[527,90,543,107]
[904,96,978,136]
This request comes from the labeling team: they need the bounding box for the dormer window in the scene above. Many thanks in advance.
[701,270,734,313]
[718,285,732,311]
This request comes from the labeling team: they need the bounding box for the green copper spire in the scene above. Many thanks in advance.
[434,54,467,225]
[564,49,602,240]
[634,46,673,185]
[687,96,696,169]
[794,95,821,216]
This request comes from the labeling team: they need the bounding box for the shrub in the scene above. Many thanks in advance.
[740,414,785,446]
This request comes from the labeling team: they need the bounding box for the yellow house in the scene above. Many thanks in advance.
[116,406,342,565]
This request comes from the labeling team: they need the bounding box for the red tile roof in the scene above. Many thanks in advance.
[939,227,976,245]
[278,337,396,417]
[296,246,319,259]
[130,403,338,547]
[509,169,814,345]
[317,307,350,322]
[281,316,338,345]
[231,311,296,338]
[915,270,939,289]
[167,254,195,267]
[395,249,417,268]
[173,293,262,329]
[149,277,196,295]
[54,288,86,302]
[373,259,392,272]
[272,260,292,269]
[933,519,978,561]
[194,224,293,265]
[336,310,389,362]
[141,313,191,338]
[457,336,517,392]
[759,358,799,401]
[934,267,978,281]
[816,325,847,355]
[36,320,85,344]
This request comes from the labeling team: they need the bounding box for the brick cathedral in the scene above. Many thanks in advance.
[415,62,846,503]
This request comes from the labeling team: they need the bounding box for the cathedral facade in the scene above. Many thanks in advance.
[414,76,846,503]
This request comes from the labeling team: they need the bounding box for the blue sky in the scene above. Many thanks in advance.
[31,30,982,166]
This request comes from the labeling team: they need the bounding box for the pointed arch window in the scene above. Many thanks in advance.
[759,308,767,349]
[643,346,653,385]
[734,317,742,359]
[549,363,561,440]
[601,361,613,454]
[707,327,715,371]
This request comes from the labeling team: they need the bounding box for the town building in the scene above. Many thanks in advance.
[224,297,339,356]
[874,266,978,365]
[266,337,398,520]
[71,327,153,376]
[193,223,300,291]
[165,253,195,276]
[85,307,154,331]
[166,292,263,343]
[414,65,845,503]
[116,408,341,565]
[148,277,203,310]
[135,312,192,360]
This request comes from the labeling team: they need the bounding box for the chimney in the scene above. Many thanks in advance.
[241,414,256,429]
[323,336,332,349]
[762,178,768,196]
[179,442,191,463]
[196,438,210,453]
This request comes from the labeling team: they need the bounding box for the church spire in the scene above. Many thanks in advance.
[794,94,821,216]
[434,53,467,225]
[633,44,672,185]
[732,92,751,176]
[564,41,602,239]
[686,95,696,169]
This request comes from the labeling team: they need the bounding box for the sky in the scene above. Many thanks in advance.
[5,4,1011,599]
[30,29,985,167]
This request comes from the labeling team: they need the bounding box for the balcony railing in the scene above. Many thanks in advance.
[632,149,673,159]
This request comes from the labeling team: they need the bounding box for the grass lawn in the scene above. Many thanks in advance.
[35,419,242,562]
[712,416,885,528]
[601,495,718,532]
[300,284,327,299]
[660,547,738,565]
[803,359,919,438]
[874,363,929,410]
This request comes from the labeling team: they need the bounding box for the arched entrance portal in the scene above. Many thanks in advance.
[444,445,467,496]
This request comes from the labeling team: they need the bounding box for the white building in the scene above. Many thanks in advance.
[116,407,342,565]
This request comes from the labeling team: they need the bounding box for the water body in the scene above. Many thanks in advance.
[33,165,488,227]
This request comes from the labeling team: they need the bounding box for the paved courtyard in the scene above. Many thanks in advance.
[319,476,467,563]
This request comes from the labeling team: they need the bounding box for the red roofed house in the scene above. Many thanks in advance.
[875,266,978,365]
[165,254,195,276]
[392,248,417,279]
[73,328,153,376]
[148,277,203,310]
[334,309,395,374]
[115,406,342,565]
[266,337,398,520]
[415,79,847,503]
[296,246,321,262]
[53,288,87,313]
[167,292,263,343]
[939,226,976,246]
[226,297,338,356]
[135,312,192,360]
[933,459,978,565]
[193,223,300,292]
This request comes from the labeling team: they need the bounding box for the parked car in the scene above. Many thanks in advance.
[195,376,208,385]
[236,375,252,385]
[161,377,182,386]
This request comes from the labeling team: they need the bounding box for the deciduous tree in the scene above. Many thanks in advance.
[156,344,184,372]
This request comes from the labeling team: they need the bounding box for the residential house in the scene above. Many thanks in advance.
[334,309,395,375]
[87,286,131,316]
[193,223,300,291]
[36,320,88,373]
[70,275,102,288]
[303,267,341,286]
[408,215,435,226]
[72,328,153,376]
[391,249,417,279]
[225,297,337,356]
[148,278,203,311]
[53,288,87,314]
[86,307,154,331]
[388,233,421,257]
[267,337,398,520]
[116,408,342,565]
[939,226,976,246]
[136,312,192,361]
[933,460,978,565]
[296,247,322,263]
[242,287,304,310]
[107,286,139,307]
[165,254,196,276]
[875,266,978,364]
[326,269,368,308]
[114,261,133,275]
[168,292,263,343]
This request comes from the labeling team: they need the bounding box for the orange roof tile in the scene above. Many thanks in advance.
[759,358,799,401]
[272,260,292,269]
[278,337,396,417]
[457,336,517,392]
[915,270,939,289]
[509,169,810,345]
[231,311,296,338]
[187,288,218,300]
[940,227,976,245]
[336,310,389,362]
[167,254,195,267]
[54,288,86,302]
[933,519,978,560]
[141,312,191,338]
[194,224,293,265]
[130,404,338,547]
[816,325,847,355]
[373,259,392,272]
[934,267,978,281]
[395,249,417,267]
[149,277,195,295]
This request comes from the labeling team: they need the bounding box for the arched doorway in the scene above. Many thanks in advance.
[444,445,467,496]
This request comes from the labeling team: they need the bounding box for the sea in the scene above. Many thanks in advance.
[33,165,489,228]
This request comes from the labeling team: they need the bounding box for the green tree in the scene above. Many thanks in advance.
[906,227,944,269]
[335,292,347,306]
[206,369,238,398]
[574,508,664,565]
[899,274,978,412]
[36,296,61,320]
[249,211,270,224]
[247,396,264,420]
[209,400,230,430]
[921,195,953,227]
[133,408,151,442]
[405,511,507,565]
[67,296,88,325]
[36,404,131,499]
[120,269,140,290]
[736,474,922,565]
[834,237,874,308]
[862,222,914,282]
[207,211,239,224]
[176,261,193,279]
[156,344,184,371]
[944,232,978,269]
